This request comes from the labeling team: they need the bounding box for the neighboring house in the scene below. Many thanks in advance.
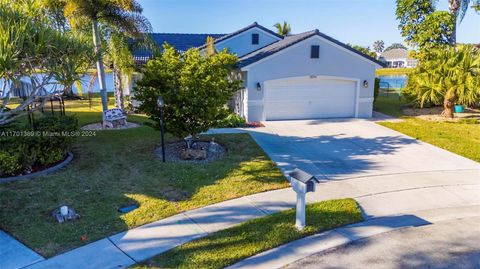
[133,22,385,122]
[379,48,418,68]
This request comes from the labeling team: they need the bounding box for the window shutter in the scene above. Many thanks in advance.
[252,34,259,45]
[311,45,320,58]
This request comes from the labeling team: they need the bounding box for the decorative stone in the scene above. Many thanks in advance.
[181,148,207,160]
[208,140,222,154]
[52,206,80,223]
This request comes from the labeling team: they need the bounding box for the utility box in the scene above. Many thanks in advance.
[289,168,320,230]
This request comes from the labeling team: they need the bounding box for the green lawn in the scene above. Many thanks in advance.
[379,119,480,162]
[374,95,405,117]
[132,199,362,269]
[0,99,288,257]
[375,93,480,163]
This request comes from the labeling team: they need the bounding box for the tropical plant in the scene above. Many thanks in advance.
[448,0,480,44]
[106,33,135,111]
[0,0,82,125]
[385,43,408,51]
[63,0,151,112]
[403,45,480,118]
[273,21,291,36]
[134,45,242,140]
[205,36,216,56]
[373,40,385,53]
[52,32,93,97]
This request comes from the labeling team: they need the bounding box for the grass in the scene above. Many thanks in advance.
[374,95,406,117]
[375,93,480,163]
[0,98,288,257]
[131,199,362,269]
[376,68,412,76]
[379,118,480,163]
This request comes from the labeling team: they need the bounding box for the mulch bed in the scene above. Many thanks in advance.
[403,106,480,122]
[81,122,140,130]
[154,140,226,164]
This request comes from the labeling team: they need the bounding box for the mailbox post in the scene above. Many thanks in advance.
[289,168,320,230]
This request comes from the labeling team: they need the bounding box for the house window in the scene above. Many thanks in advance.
[252,33,259,45]
[311,45,320,58]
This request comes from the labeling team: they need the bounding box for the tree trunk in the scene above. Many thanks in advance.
[448,0,459,46]
[62,84,77,99]
[92,20,108,111]
[442,92,456,118]
[113,68,125,111]
[451,23,457,46]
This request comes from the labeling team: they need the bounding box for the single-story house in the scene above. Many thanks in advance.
[379,48,418,68]
[133,22,385,122]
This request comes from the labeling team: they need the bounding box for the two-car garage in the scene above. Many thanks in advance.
[238,29,383,122]
[263,77,358,121]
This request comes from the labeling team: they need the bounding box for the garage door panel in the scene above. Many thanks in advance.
[265,78,356,120]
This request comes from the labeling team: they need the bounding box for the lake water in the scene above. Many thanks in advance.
[378,75,407,89]
[1,73,114,97]
[4,72,407,96]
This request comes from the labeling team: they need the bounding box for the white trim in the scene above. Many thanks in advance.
[214,26,282,48]
[241,35,382,71]
[261,75,361,121]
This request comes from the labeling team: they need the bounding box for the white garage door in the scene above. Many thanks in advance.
[264,78,357,120]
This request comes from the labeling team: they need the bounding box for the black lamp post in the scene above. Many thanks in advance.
[157,96,166,162]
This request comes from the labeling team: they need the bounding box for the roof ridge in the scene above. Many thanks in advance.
[238,29,386,68]
[150,33,225,36]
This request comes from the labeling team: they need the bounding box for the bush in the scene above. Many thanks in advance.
[134,44,242,138]
[0,151,23,176]
[217,113,247,128]
[0,116,78,177]
[403,45,480,108]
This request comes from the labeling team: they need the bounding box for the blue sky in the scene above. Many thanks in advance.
[137,0,479,48]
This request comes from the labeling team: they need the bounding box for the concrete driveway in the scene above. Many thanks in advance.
[249,119,480,180]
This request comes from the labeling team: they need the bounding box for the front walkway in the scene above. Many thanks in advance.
[13,169,480,269]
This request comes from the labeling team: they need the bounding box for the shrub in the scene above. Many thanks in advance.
[0,116,78,177]
[0,151,23,177]
[217,113,247,128]
[403,45,480,109]
[134,44,242,139]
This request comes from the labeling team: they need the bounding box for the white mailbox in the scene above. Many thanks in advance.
[289,168,320,230]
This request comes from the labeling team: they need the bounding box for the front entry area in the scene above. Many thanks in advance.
[264,77,357,121]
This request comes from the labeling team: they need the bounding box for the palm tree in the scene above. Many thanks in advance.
[404,45,480,118]
[53,32,93,98]
[106,33,135,111]
[273,21,291,36]
[448,0,480,45]
[373,40,385,54]
[63,0,151,111]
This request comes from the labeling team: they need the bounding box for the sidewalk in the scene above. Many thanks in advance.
[13,169,480,269]
[228,205,480,269]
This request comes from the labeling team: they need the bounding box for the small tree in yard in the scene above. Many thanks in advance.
[403,45,480,118]
[134,45,242,143]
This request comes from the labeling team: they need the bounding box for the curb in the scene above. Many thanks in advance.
[0,152,73,184]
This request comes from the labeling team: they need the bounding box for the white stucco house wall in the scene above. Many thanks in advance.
[133,22,385,122]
